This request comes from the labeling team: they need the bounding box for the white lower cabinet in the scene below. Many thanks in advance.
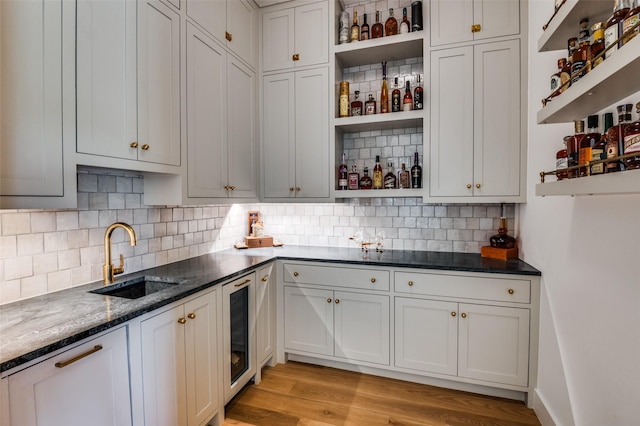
[139,289,219,426]
[256,264,276,367]
[4,326,132,426]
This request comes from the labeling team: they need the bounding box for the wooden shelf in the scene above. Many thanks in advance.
[333,188,423,199]
[333,31,424,68]
[538,0,612,52]
[333,109,424,133]
[535,169,640,196]
[536,35,640,124]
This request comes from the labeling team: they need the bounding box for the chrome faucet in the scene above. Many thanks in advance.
[103,222,137,284]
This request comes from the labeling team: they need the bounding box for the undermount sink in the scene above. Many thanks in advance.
[90,276,186,299]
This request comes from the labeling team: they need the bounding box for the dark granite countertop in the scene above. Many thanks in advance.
[0,246,539,373]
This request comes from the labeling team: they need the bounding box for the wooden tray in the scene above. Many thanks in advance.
[481,246,518,260]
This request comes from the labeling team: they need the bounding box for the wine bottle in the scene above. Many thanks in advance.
[414,74,423,110]
[338,153,348,190]
[411,152,422,188]
[399,7,410,33]
[361,13,370,40]
[350,11,360,42]
[402,81,413,111]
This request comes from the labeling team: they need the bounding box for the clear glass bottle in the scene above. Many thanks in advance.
[371,11,384,39]
[384,8,398,36]
[391,77,401,112]
[411,152,422,188]
[365,94,376,115]
[623,0,640,45]
[373,156,383,189]
[414,74,423,110]
[351,90,363,116]
[380,61,389,113]
[605,0,631,57]
[359,167,373,189]
[348,165,360,190]
[399,7,410,34]
[350,10,360,42]
[623,102,640,170]
[360,13,370,41]
[402,80,413,111]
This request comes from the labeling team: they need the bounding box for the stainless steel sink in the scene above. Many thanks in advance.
[90,276,185,299]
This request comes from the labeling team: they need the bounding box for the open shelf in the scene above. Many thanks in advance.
[333,188,423,199]
[334,109,424,133]
[535,169,640,196]
[536,35,640,124]
[333,31,423,68]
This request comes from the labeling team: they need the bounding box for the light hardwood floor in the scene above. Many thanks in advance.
[223,361,541,426]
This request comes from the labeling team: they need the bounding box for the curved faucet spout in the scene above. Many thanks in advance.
[103,222,137,284]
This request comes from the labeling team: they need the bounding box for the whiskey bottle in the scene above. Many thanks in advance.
[373,156,383,189]
[402,81,413,111]
[350,11,360,42]
[384,161,397,189]
[399,7,410,34]
[365,94,377,115]
[385,8,398,36]
[338,153,348,190]
[566,120,585,178]
[380,61,389,113]
[371,11,384,39]
[351,90,363,116]
[605,0,631,57]
[605,108,626,173]
[556,136,569,180]
[489,217,517,249]
[571,18,590,84]
[391,77,401,112]
[411,152,422,188]
[623,102,640,170]
[339,11,349,44]
[361,13,370,41]
[339,81,349,118]
[398,162,411,188]
[414,74,423,110]
[623,0,640,45]
[579,115,600,177]
[590,22,606,69]
[591,113,610,175]
[359,167,373,189]
[411,1,423,32]
[550,58,565,98]
[348,165,360,190]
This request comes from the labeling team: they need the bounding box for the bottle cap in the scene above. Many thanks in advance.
[557,58,567,68]
[617,104,633,114]
[590,21,604,32]
[574,120,585,133]
[405,81,411,90]
[394,76,399,85]
[375,155,380,162]
[604,113,614,132]
[587,115,599,129]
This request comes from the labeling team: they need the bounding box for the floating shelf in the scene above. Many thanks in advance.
[535,169,640,196]
[333,188,423,199]
[333,109,424,133]
[333,31,424,68]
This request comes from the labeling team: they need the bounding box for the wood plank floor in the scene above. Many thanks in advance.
[223,362,541,426]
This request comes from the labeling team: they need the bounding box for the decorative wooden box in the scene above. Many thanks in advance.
[244,236,274,248]
[481,246,518,260]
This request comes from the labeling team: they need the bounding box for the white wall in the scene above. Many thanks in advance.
[523,2,640,425]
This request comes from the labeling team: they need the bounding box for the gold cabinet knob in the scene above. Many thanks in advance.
[187,313,196,319]
[261,276,269,282]
[130,142,139,148]
[471,24,481,32]
[230,186,236,190]
[466,184,472,189]
[461,313,467,318]
[476,183,481,188]
[178,318,186,324]
[451,311,456,317]
[289,187,294,192]
[508,288,514,294]
[295,187,301,192]
[225,31,232,42]
[408,281,414,286]
[293,271,299,277]
[371,278,376,283]
[141,144,150,150]
[327,298,332,303]
[292,53,300,61]
[335,299,340,304]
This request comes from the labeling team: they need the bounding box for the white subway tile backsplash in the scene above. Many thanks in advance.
[5,256,34,281]
[2,213,31,235]
[20,275,47,299]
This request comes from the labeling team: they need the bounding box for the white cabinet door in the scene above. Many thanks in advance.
[256,264,276,365]
[186,23,228,198]
[458,304,530,387]
[295,67,329,198]
[263,72,296,198]
[261,7,294,72]
[473,0,520,41]
[334,291,390,365]
[0,0,64,197]
[227,0,256,67]
[138,0,181,166]
[284,286,333,356]
[184,290,219,426]
[7,327,132,426]
[430,46,474,197]
[394,298,458,376]
[186,0,225,42]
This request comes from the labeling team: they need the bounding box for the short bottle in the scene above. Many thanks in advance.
[591,113,610,175]
[403,81,413,111]
[359,167,373,189]
[556,136,569,180]
[414,74,423,110]
[351,90,363,116]
[489,217,517,249]
[365,94,376,115]
[391,77,401,112]
[338,153,348,190]
[622,0,640,45]
[398,162,411,188]
[384,161,397,189]
[350,11,360,42]
[385,8,398,36]
[380,61,389,113]
[348,165,360,190]
[411,152,422,188]
[399,7,410,34]
[360,13,370,40]
[579,115,600,177]
[373,156,383,189]
[371,10,384,39]
[623,102,640,170]
[605,0,631,56]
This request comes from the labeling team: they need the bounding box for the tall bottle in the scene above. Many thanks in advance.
[398,162,411,188]
[590,22,606,69]
[373,155,383,189]
[556,136,569,180]
[385,8,398,36]
[391,77,401,112]
[605,0,631,57]
[623,0,640,45]
[402,81,413,111]
[579,115,600,177]
[339,11,349,44]
[567,120,585,178]
[338,153,348,190]
[360,13,370,40]
[371,11,384,39]
[399,7,410,34]
[623,102,640,170]
[350,11,360,42]
[380,61,389,113]
[591,113,610,175]
[571,18,590,83]
[384,161,397,188]
[414,74,423,110]
[605,107,627,173]
[411,152,422,188]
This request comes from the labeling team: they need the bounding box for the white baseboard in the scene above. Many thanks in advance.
[534,389,564,426]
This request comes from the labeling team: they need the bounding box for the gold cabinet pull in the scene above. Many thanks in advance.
[408,281,414,286]
[187,313,196,319]
[471,24,481,33]
[461,313,467,318]
[225,31,232,42]
[451,312,456,317]
[234,278,251,287]
[508,288,514,294]
[335,299,340,304]
[292,53,300,61]
[295,187,301,192]
[178,318,186,324]
[130,142,139,148]
[141,144,150,150]
[230,186,236,190]
[370,278,376,283]
[327,298,332,303]
[293,272,299,277]
[261,275,269,282]
[55,345,103,368]
[466,184,472,189]
[289,187,294,192]
[476,183,481,188]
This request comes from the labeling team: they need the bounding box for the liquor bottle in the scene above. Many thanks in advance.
[591,113,611,175]
[579,115,600,177]
[489,217,517,249]
[560,52,572,94]
[411,1,423,32]
[590,22,606,69]
[339,81,349,118]
[338,153,348,190]
[402,81,413,111]
[571,18,590,84]
[373,156,383,189]
[384,161,397,188]
[605,107,627,173]
[371,11,384,39]
[391,77,401,112]
[348,165,360,190]
[359,167,373,189]
[350,11,360,42]
[623,102,640,170]
[399,7,410,34]
[398,162,411,188]
[550,58,566,98]
[566,120,585,178]
[414,74,423,110]
[605,0,631,57]
[365,94,376,115]
[385,8,398,36]
[623,0,640,45]
[361,13,370,41]
[351,90,363,116]
[411,152,422,188]
[556,136,569,180]
[339,11,349,44]
[380,61,389,113]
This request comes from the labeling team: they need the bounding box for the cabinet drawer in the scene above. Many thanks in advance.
[283,263,390,291]
[394,272,530,303]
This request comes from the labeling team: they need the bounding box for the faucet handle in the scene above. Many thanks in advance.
[113,254,125,276]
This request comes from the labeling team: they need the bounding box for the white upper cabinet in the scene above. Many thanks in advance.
[262,1,328,72]
[430,0,520,46]
[186,0,256,67]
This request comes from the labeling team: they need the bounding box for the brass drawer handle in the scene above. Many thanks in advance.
[508,288,514,294]
[130,142,138,148]
[371,278,376,283]
[293,272,299,277]
[178,318,186,324]
[262,275,269,282]
[55,345,103,368]
[327,298,332,303]
[234,278,251,287]
[408,281,414,286]
[461,313,467,318]
[141,144,150,150]
[187,313,196,319]
[451,312,456,317]
[292,53,300,61]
